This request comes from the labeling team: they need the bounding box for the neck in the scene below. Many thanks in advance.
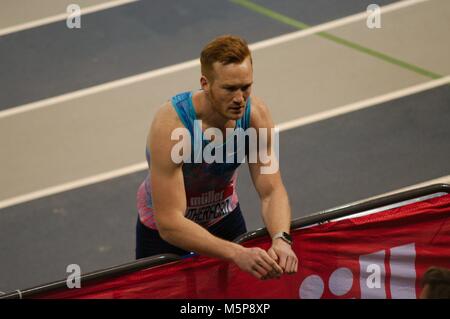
[195,91,233,130]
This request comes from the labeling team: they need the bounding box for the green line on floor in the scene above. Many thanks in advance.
[231,0,443,80]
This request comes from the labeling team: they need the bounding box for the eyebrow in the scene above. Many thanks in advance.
[222,82,253,89]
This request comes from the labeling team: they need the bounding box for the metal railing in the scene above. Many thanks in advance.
[234,183,450,243]
[2,183,448,299]
[0,254,181,299]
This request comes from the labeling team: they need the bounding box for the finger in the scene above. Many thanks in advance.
[287,258,295,274]
[267,248,279,262]
[266,268,280,279]
[261,253,283,274]
[285,256,293,273]
[263,250,283,271]
[283,256,291,274]
[258,250,282,273]
[289,257,298,274]
[278,255,288,272]
[251,256,273,277]
[263,271,279,280]
[293,257,299,273]
[286,256,295,274]
[252,264,269,279]
[257,261,279,279]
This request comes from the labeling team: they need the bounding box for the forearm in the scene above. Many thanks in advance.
[261,187,291,237]
[158,215,244,261]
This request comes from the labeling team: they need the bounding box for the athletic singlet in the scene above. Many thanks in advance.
[137,91,252,229]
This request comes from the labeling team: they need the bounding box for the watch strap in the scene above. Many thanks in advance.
[272,231,292,245]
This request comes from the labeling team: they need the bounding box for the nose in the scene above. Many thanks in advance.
[233,90,245,106]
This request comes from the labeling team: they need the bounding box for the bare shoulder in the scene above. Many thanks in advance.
[151,100,183,132]
[249,95,274,128]
[148,100,185,164]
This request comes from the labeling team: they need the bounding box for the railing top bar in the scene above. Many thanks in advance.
[0,254,181,299]
[235,184,450,244]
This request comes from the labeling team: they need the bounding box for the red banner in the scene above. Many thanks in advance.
[38,192,450,299]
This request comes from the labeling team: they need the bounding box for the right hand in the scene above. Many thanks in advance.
[232,246,284,280]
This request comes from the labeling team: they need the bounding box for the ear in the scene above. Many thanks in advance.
[200,75,210,92]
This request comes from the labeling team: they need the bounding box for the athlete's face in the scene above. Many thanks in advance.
[202,57,253,120]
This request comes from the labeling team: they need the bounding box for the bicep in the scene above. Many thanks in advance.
[148,114,187,228]
[150,160,187,227]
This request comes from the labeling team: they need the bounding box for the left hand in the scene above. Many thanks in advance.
[267,239,298,277]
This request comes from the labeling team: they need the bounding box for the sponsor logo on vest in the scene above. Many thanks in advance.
[190,191,224,206]
[186,191,233,225]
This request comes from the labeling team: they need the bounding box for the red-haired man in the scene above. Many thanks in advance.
[136,35,297,280]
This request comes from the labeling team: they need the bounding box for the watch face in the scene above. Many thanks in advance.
[283,232,292,242]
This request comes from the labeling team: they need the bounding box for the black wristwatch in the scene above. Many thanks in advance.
[272,231,293,245]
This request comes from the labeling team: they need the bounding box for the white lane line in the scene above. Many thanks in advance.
[250,0,430,51]
[369,175,450,198]
[1,76,449,210]
[0,0,428,120]
[0,0,139,37]
[277,75,450,132]
[326,174,450,217]
[0,162,148,210]
[0,59,200,119]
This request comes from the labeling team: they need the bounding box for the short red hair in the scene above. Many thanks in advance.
[200,35,252,80]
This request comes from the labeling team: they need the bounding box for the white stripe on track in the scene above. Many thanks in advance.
[277,75,450,132]
[0,75,448,210]
[0,0,139,37]
[0,0,429,119]
[0,162,148,210]
[327,174,450,220]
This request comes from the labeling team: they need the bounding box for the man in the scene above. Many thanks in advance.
[419,266,450,299]
[136,35,298,280]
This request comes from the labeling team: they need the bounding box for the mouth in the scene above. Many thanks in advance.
[229,105,245,112]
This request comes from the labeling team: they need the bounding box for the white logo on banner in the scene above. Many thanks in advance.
[298,243,416,299]
[299,275,324,299]
[66,264,81,289]
[329,267,354,296]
